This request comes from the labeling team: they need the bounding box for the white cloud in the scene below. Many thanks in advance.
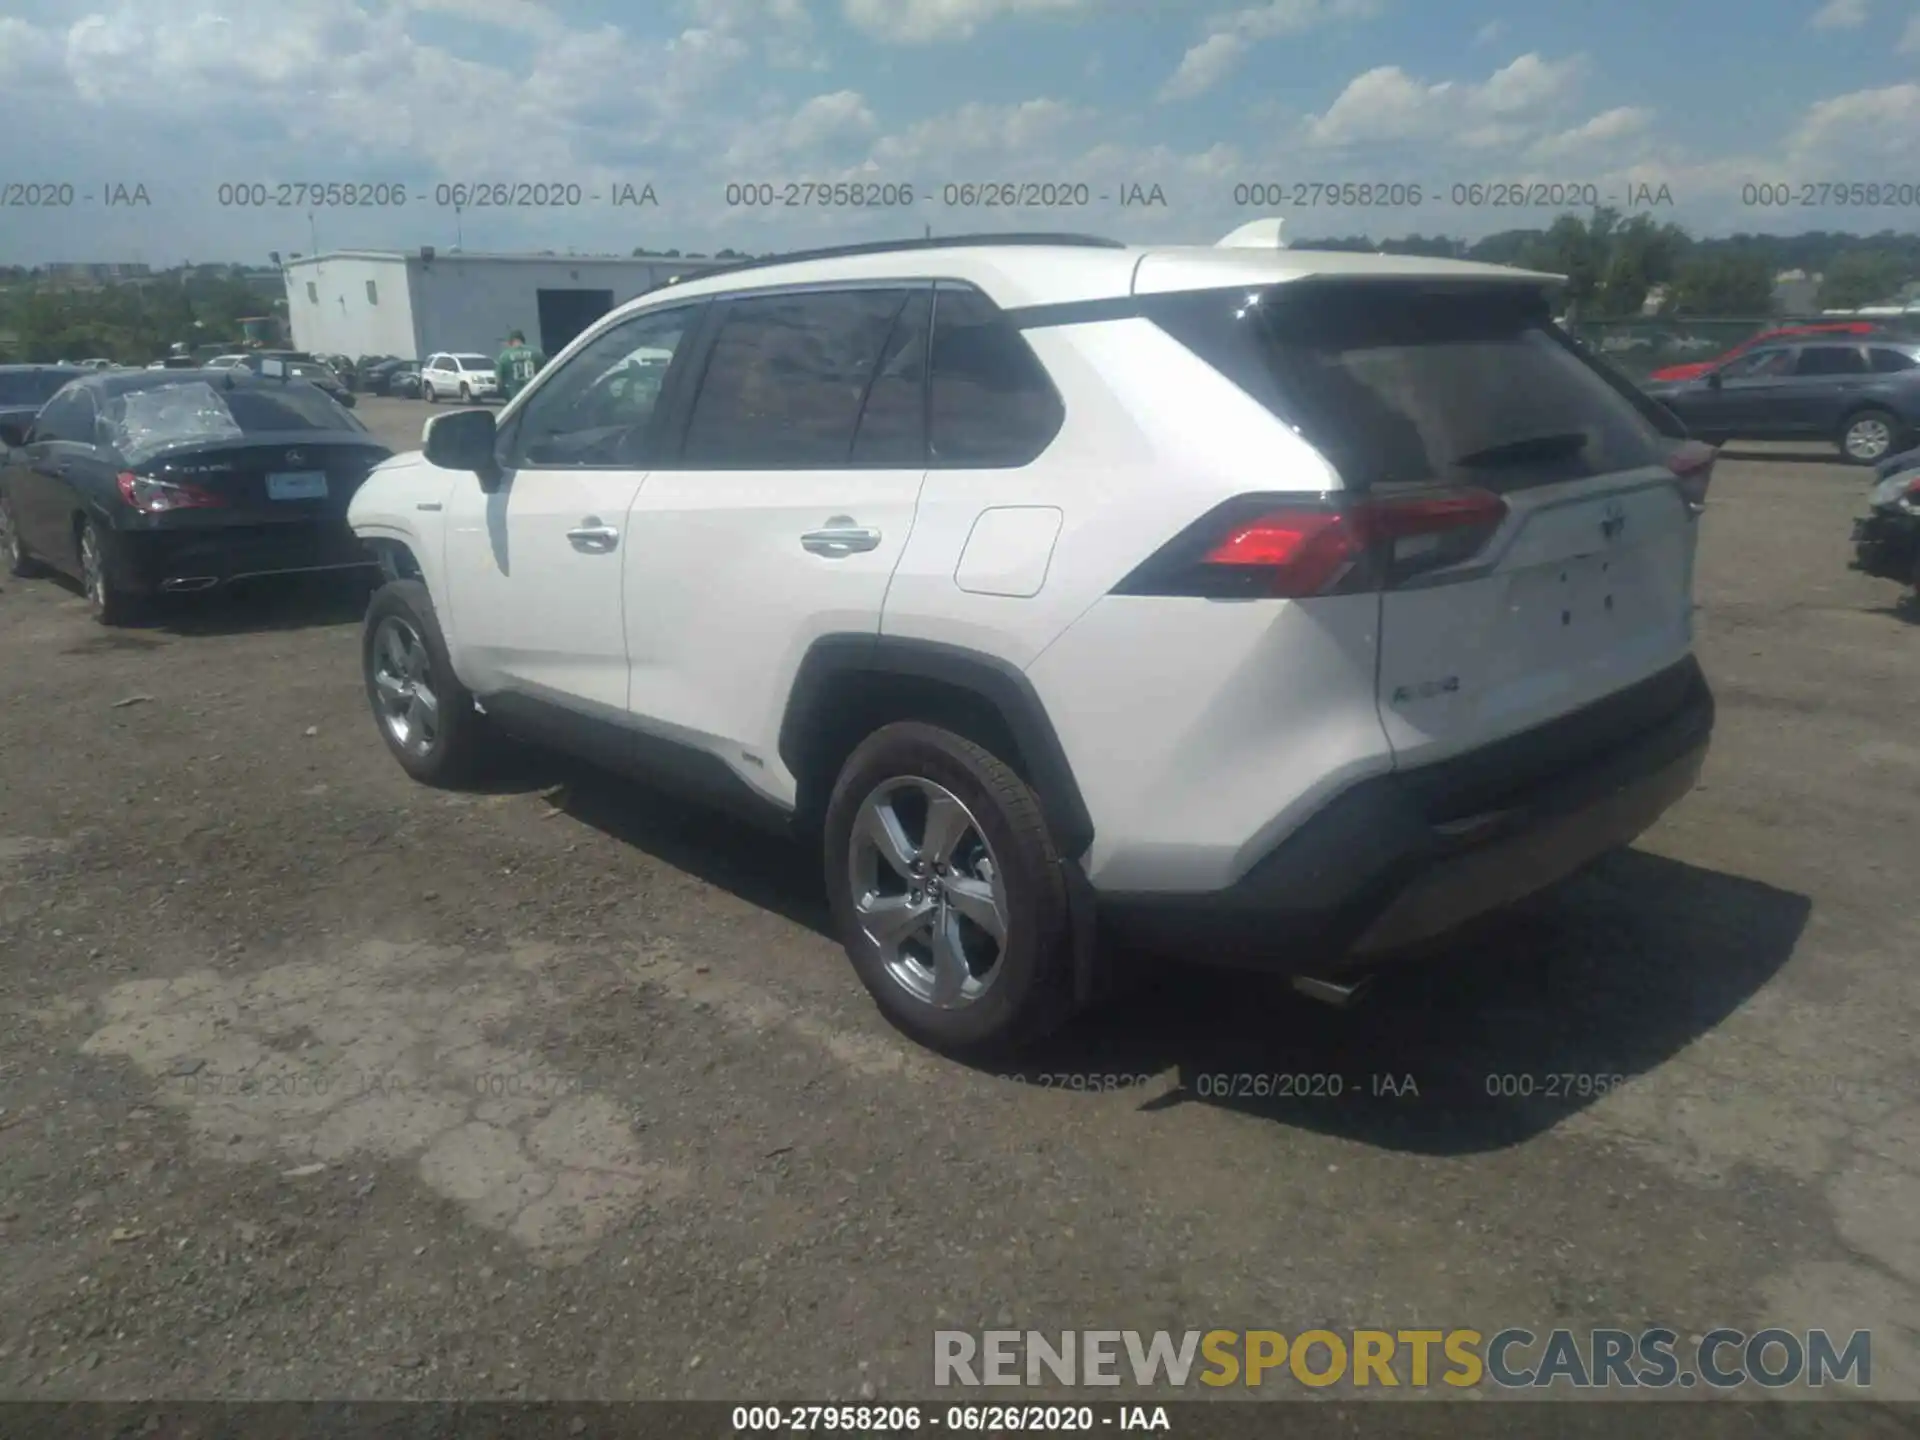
[840,0,1091,44]
[782,90,878,150]
[2,0,1915,263]
[401,0,563,35]
[1784,82,1920,163]
[1808,0,1870,27]
[1160,33,1247,101]
[1474,19,1504,45]
[1159,0,1383,100]
[867,97,1085,165]
[1527,106,1655,163]
[0,15,68,87]
[1471,52,1582,114]
[1302,53,1581,147]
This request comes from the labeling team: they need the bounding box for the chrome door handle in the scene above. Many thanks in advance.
[800,519,881,557]
[567,518,619,552]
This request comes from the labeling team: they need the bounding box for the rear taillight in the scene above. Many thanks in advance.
[116,471,227,514]
[1666,439,1715,514]
[1117,486,1509,600]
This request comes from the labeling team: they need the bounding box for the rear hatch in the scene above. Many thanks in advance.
[1144,277,1710,771]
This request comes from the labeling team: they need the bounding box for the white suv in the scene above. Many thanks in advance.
[421,353,499,403]
[347,231,1716,1052]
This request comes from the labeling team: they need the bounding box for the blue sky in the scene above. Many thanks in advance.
[1,0,1917,265]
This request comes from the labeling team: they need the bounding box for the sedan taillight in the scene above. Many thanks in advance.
[117,471,227,513]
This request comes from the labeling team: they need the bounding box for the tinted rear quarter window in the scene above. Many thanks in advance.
[929,286,1063,467]
[35,388,96,443]
[1795,347,1867,376]
[1146,282,1673,491]
[682,289,910,467]
[1869,348,1918,373]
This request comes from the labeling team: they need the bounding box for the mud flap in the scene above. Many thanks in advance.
[1063,856,1102,1008]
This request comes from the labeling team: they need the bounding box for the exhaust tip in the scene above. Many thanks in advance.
[1290,972,1374,1008]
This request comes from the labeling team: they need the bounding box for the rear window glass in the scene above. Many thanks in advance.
[1146,283,1678,491]
[102,379,364,461]
[0,371,79,406]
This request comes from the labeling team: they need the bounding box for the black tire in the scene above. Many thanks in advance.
[425,381,438,405]
[361,578,491,786]
[77,517,140,626]
[1,490,44,578]
[459,383,472,403]
[1840,408,1905,466]
[823,721,1077,1054]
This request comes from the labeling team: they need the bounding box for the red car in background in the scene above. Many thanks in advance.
[1648,321,1887,382]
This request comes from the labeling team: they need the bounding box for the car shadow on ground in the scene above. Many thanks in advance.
[1015,849,1810,1155]
[137,573,377,636]
[1869,592,1920,625]
[542,761,1809,1157]
[1714,444,1853,467]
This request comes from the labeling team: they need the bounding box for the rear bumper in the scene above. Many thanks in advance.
[1097,657,1715,972]
[108,523,377,593]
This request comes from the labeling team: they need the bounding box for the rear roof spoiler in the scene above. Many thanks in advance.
[1217,218,1288,249]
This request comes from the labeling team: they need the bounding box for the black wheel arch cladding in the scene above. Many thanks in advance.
[779,634,1095,860]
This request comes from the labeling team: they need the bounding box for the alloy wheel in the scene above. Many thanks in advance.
[370,615,441,757]
[0,499,20,566]
[1846,416,1893,462]
[847,776,1009,1009]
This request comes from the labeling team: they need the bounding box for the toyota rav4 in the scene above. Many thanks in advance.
[346,231,1716,1053]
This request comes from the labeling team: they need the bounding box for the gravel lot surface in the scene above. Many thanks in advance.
[2,397,1917,1408]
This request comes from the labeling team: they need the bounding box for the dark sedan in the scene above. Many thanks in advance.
[1643,338,1920,464]
[360,359,410,396]
[0,364,88,436]
[0,369,392,624]
[230,353,356,409]
[385,362,423,398]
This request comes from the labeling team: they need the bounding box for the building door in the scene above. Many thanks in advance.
[536,289,615,357]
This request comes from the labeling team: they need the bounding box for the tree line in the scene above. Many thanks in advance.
[1299,210,1920,318]
[4,216,1917,363]
[0,268,284,366]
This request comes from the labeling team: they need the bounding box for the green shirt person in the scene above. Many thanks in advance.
[495,331,546,400]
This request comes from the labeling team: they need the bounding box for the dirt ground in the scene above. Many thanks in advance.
[2,396,1917,1407]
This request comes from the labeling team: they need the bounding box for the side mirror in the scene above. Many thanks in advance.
[0,421,29,449]
[422,407,502,491]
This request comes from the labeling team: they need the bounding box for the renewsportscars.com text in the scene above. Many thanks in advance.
[933,1328,1871,1390]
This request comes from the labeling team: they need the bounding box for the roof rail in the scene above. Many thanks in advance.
[665,231,1126,285]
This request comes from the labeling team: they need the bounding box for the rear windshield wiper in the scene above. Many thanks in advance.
[1451,431,1590,468]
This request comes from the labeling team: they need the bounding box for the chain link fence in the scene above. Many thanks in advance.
[1566,316,1920,379]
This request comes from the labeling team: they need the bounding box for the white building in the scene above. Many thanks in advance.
[283,249,730,360]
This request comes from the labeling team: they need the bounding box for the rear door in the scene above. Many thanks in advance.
[621,285,930,802]
[13,386,99,557]
[1242,281,1704,769]
[1784,344,1871,433]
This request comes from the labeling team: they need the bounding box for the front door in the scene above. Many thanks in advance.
[439,303,704,716]
[1707,345,1798,436]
